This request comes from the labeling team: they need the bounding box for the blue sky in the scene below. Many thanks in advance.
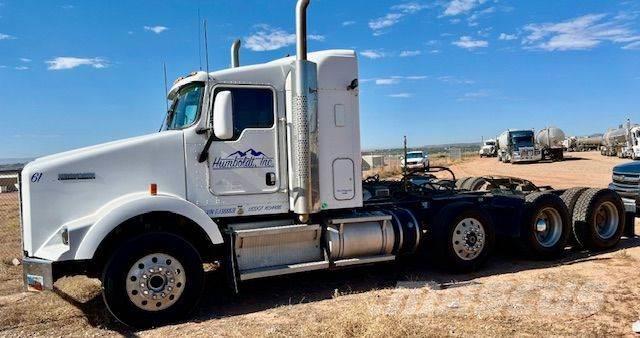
[0,0,639,158]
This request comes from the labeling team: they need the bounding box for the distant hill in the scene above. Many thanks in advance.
[0,158,32,165]
[362,142,480,155]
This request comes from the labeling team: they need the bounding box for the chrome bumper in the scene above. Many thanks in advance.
[22,257,54,291]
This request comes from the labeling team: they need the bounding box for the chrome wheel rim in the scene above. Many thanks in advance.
[452,218,486,261]
[595,201,619,240]
[534,207,563,248]
[126,253,186,311]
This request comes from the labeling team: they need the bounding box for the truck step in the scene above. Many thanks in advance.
[239,260,330,281]
[230,223,326,275]
[333,254,396,267]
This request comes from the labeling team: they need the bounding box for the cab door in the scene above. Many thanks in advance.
[207,85,280,195]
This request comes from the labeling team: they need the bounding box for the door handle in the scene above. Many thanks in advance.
[265,172,276,186]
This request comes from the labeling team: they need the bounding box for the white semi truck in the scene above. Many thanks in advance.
[479,139,497,157]
[19,0,634,327]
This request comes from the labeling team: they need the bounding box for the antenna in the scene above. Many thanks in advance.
[204,19,210,75]
[197,8,202,71]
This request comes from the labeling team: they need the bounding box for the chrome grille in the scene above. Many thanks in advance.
[611,171,640,195]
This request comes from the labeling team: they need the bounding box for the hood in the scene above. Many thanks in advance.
[21,131,187,259]
[613,161,640,174]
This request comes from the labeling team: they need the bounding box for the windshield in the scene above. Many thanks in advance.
[162,82,205,131]
[512,132,534,148]
[407,152,424,159]
[485,141,495,146]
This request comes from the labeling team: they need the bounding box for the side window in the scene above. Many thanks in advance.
[213,87,274,139]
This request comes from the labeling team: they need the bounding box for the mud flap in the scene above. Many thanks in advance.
[622,198,636,238]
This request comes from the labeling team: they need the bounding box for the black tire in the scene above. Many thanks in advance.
[560,187,588,245]
[465,177,493,191]
[518,192,571,259]
[102,232,205,328]
[572,188,625,250]
[560,187,588,213]
[455,177,471,190]
[431,203,495,272]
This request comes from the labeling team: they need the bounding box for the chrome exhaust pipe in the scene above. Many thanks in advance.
[231,39,241,68]
[291,0,318,222]
[296,0,310,61]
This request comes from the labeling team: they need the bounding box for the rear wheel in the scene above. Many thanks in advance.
[519,192,571,259]
[102,232,205,328]
[431,203,495,272]
[560,187,588,245]
[572,188,625,250]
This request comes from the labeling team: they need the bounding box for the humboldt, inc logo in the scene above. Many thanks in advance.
[212,148,274,170]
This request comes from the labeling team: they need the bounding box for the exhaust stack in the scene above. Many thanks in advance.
[291,0,319,222]
[231,39,241,68]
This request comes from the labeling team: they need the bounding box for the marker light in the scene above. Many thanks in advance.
[150,183,158,196]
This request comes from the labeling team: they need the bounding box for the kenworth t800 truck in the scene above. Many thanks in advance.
[20,0,635,327]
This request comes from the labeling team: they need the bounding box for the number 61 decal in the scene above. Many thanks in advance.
[31,172,43,183]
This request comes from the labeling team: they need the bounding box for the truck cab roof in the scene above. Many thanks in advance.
[168,49,357,99]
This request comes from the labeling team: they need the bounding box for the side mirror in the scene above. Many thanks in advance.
[213,91,234,140]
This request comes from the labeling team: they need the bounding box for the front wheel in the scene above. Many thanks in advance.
[102,232,205,328]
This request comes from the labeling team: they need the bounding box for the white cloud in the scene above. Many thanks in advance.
[342,20,356,26]
[443,0,487,16]
[467,6,495,26]
[46,57,108,70]
[462,90,490,99]
[452,36,488,49]
[0,33,16,40]
[365,75,427,85]
[392,2,429,14]
[143,26,168,34]
[623,41,640,50]
[522,13,640,51]
[244,25,323,51]
[376,78,400,85]
[399,50,422,57]
[438,75,475,84]
[14,66,28,70]
[499,33,518,41]
[19,58,31,62]
[369,13,404,31]
[369,2,428,35]
[360,50,386,59]
[0,65,6,69]
[388,93,413,98]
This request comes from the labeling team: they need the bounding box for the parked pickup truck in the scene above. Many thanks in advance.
[610,162,640,206]
[401,150,430,169]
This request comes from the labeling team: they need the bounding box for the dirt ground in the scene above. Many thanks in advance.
[1,151,640,337]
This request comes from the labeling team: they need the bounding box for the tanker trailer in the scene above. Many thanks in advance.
[575,134,603,152]
[602,123,634,157]
[536,127,565,161]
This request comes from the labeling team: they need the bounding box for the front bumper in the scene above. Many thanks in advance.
[22,257,92,291]
[22,257,54,291]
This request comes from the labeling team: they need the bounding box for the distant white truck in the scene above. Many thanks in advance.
[401,150,430,169]
[478,139,497,157]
